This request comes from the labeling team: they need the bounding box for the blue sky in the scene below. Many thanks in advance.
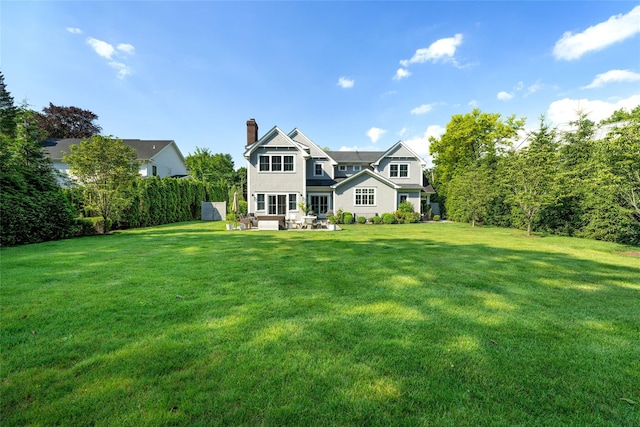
[3,1,639,168]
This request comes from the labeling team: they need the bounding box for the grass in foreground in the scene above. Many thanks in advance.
[1,221,639,426]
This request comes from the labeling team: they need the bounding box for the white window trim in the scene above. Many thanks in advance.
[257,154,296,173]
[354,187,376,206]
[314,162,324,176]
[308,193,331,215]
[353,165,362,171]
[389,162,410,178]
[256,193,300,213]
[256,193,265,211]
[288,193,299,211]
[338,165,347,171]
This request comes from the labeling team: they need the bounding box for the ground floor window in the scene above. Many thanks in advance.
[399,193,408,203]
[355,188,375,206]
[256,193,299,215]
[288,193,297,211]
[310,194,329,214]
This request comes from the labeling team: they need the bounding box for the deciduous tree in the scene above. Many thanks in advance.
[429,108,525,200]
[63,135,139,233]
[36,102,102,139]
[185,148,235,183]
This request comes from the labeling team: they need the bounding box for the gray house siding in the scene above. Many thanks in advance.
[244,122,431,222]
[246,129,307,218]
[375,145,424,185]
[334,174,397,219]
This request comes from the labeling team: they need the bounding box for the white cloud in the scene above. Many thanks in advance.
[87,37,115,59]
[553,5,640,60]
[338,145,378,152]
[117,43,135,55]
[582,69,640,89]
[400,33,463,66]
[547,94,640,126]
[402,125,446,166]
[393,68,412,80]
[366,127,387,143]
[468,99,479,108]
[85,37,135,78]
[337,76,354,89]
[66,27,82,34]
[497,91,514,101]
[410,104,434,115]
[398,127,408,137]
[525,80,544,96]
[109,61,133,79]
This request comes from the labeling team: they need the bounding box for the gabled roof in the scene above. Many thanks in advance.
[42,138,184,162]
[325,150,383,164]
[288,128,338,165]
[243,126,310,159]
[332,168,399,190]
[372,141,427,167]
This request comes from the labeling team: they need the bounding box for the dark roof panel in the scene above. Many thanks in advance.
[325,150,383,163]
[42,138,174,160]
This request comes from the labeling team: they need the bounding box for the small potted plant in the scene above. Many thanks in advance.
[226,213,238,230]
[298,201,311,215]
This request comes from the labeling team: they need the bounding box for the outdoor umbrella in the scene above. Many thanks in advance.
[232,191,239,216]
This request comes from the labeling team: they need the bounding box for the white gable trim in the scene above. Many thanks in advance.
[288,128,338,166]
[332,169,399,190]
[372,140,427,167]
[243,126,310,160]
[152,141,186,164]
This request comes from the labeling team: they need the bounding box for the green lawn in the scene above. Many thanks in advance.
[1,221,639,426]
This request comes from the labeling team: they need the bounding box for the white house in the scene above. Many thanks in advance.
[243,119,435,222]
[42,138,188,183]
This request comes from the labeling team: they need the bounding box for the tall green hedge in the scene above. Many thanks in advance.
[118,177,226,229]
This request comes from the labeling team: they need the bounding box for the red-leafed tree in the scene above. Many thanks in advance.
[36,102,102,139]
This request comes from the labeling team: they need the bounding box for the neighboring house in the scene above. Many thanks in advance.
[243,119,435,221]
[42,138,188,183]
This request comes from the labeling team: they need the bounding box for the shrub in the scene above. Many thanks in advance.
[433,214,441,221]
[75,217,111,236]
[398,201,415,213]
[371,215,382,224]
[357,216,367,224]
[393,210,405,224]
[405,212,421,223]
[327,215,338,224]
[343,212,354,224]
[382,213,395,224]
[334,209,345,224]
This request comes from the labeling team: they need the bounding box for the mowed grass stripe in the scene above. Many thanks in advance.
[1,221,638,426]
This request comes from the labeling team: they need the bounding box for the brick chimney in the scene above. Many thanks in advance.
[246,118,258,146]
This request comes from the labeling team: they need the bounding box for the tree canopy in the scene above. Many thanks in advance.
[185,148,235,184]
[429,108,525,196]
[64,135,139,233]
[1,74,76,245]
[429,106,640,244]
[36,103,102,139]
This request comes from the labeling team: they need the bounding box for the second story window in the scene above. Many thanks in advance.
[338,165,346,172]
[271,156,282,171]
[314,162,323,176]
[258,154,295,172]
[390,163,409,178]
[259,156,270,171]
[284,156,294,171]
[353,165,361,171]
